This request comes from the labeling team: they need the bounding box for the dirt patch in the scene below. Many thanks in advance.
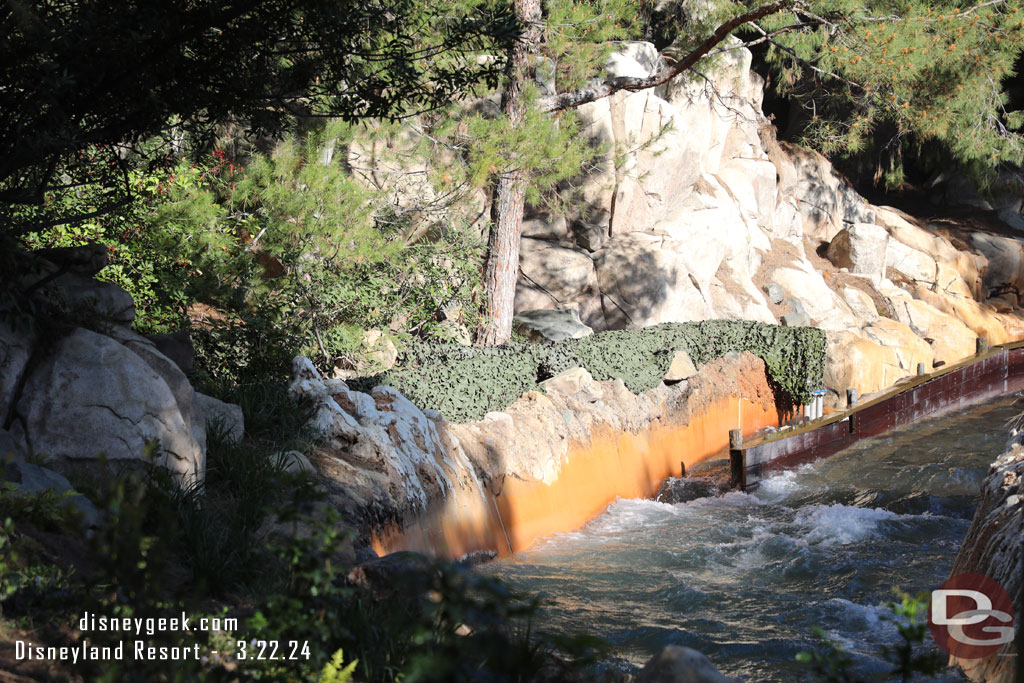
[752,239,803,320]
[753,235,893,322]
[186,301,230,329]
[713,261,753,304]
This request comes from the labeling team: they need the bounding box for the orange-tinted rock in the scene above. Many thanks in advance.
[372,354,781,557]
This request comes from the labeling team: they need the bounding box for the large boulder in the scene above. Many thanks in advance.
[33,243,109,277]
[516,238,598,305]
[42,271,135,323]
[144,330,194,373]
[521,214,570,242]
[768,142,874,241]
[824,319,933,398]
[885,292,977,366]
[194,392,245,443]
[288,357,479,513]
[0,320,35,421]
[971,232,1024,298]
[594,233,713,329]
[886,239,938,286]
[841,286,880,323]
[770,264,858,332]
[873,207,960,264]
[513,309,593,343]
[109,326,205,452]
[10,328,204,485]
[825,222,889,280]
[3,459,102,530]
[910,285,1017,344]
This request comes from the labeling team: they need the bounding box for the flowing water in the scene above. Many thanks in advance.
[487,396,1023,681]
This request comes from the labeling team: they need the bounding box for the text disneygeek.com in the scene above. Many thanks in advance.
[14,611,311,664]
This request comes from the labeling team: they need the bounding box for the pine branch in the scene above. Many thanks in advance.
[538,0,798,112]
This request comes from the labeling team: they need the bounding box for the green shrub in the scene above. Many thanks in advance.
[357,321,827,422]
[19,122,488,387]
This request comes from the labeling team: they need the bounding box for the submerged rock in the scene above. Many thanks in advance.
[637,645,737,683]
[654,476,721,504]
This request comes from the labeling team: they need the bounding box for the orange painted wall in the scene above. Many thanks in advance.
[372,395,778,559]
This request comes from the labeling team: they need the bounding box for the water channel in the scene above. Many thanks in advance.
[488,396,1023,680]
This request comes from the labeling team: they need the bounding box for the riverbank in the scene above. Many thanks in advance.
[289,321,824,558]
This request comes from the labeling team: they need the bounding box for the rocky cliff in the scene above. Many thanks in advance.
[357,40,1024,410]
[506,40,1024,408]
[947,437,1024,682]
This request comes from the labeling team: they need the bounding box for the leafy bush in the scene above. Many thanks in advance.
[20,121,489,386]
[357,321,827,422]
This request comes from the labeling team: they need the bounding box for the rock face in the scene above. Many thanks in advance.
[825,222,889,280]
[194,392,245,444]
[346,39,1024,404]
[289,356,483,519]
[495,41,1024,403]
[11,328,206,485]
[948,440,1024,682]
[3,248,244,487]
[294,351,781,557]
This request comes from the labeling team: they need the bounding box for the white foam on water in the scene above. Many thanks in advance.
[687,490,764,509]
[794,504,901,545]
[709,525,777,551]
[752,467,809,504]
[823,598,893,631]
[582,497,686,535]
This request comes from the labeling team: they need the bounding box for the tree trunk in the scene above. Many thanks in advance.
[478,0,541,347]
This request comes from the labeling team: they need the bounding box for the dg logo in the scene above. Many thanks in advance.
[929,573,1016,659]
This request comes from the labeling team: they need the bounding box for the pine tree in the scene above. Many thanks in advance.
[477,0,1024,345]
